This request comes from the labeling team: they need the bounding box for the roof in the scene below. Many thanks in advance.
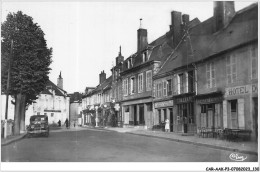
[86,76,112,96]
[68,92,83,103]
[156,3,258,76]
[41,80,68,97]
[122,18,201,74]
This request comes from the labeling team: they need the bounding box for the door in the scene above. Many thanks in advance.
[183,104,188,133]
[134,105,137,125]
[139,105,144,125]
[254,98,258,139]
[169,108,173,132]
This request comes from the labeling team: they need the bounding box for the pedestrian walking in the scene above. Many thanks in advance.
[64,118,69,129]
[74,122,76,128]
[165,118,170,132]
[58,120,61,127]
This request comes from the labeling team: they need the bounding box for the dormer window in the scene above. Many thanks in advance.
[127,58,133,69]
[142,51,149,63]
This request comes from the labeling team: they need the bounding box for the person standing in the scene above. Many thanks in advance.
[165,118,170,132]
[58,120,61,127]
[64,118,69,129]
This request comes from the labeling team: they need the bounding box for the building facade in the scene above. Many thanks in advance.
[111,46,124,127]
[153,2,258,138]
[82,71,113,127]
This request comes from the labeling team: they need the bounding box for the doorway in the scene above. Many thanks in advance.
[139,105,145,125]
[169,108,173,132]
[134,105,137,125]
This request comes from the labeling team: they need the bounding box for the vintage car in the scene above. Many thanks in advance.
[27,115,49,137]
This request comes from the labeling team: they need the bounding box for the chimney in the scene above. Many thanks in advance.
[99,70,106,84]
[116,46,124,65]
[214,1,235,32]
[182,14,190,26]
[137,18,148,52]
[57,71,63,89]
[170,11,182,47]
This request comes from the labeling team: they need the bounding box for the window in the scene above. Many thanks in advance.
[156,83,159,97]
[167,79,172,96]
[178,73,186,94]
[226,55,236,84]
[163,81,167,96]
[173,75,177,95]
[123,79,128,96]
[146,70,152,91]
[51,113,54,117]
[188,71,194,92]
[138,73,143,93]
[142,51,149,62]
[206,62,216,88]
[127,59,132,69]
[158,82,162,97]
[251,46,258,79]
[201,105,206,113]
[130,77,135,94]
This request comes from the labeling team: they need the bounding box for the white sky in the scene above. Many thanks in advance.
[1,0,256,93]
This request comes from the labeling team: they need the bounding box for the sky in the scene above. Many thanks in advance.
[1,0,256,94]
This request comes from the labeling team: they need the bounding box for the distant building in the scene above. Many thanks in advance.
[27,72,70,125]
[69,92,83,126]
[82,71,113,126]
[111,46,124,127]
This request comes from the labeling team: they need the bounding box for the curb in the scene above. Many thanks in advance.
[1,134,27,146]
[125,132,258,156]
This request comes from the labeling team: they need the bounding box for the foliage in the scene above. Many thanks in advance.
[1,11,52,105]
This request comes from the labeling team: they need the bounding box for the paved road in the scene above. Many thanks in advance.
[1,128,257,162]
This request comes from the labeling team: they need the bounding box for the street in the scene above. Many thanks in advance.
[1,128,258,162]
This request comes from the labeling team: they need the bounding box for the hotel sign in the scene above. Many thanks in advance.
[225,84,258,97]
[155,100,173,108]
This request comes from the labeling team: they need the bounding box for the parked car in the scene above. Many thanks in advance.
[27,115,49,137]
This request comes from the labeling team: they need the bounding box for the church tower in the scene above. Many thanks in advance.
[57,71,63,89]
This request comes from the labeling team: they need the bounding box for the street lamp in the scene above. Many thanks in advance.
[95,106,98,127]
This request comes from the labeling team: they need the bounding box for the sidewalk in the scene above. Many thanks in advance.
[102,127,258,155]
[1,133,27,146]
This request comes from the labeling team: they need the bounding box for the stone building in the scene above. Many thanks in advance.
[25,72,70,125]
[69,92,83,126]
[120,16,190,129]
[153,2,258,137]
[82,71,113,126]
[111,46,124,126]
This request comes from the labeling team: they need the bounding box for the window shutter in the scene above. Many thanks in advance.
[238,99,245,129]
[223,100,228,128]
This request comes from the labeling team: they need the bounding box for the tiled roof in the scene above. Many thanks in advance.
[156,3,258,76]
[41,80,68,97]
[69,92,83,103]
[87,76,112,96]
[122,18,201,73]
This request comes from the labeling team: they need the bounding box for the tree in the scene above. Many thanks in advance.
[1,11,52,135]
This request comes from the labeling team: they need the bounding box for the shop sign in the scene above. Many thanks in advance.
[114,103,120,111]
[155,100,173,108]
[225,84,258,97]
[196,97,223,104]
[174,96,193,104]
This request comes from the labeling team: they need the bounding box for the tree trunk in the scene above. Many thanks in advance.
[20,94,26,133]
[14,93,22,135]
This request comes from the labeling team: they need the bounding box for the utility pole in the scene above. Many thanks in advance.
[4,39,13,138]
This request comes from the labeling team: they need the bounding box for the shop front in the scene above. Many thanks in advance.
[173,93,196,133]
[154,100,174,132]
[224,84,258,140]
[121,98,153,129]
[195,92,224,132]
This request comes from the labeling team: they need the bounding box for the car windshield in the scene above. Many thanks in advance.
[30,116,47,123]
